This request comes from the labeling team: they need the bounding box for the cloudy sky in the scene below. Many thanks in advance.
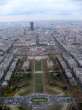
[0,0,82,21]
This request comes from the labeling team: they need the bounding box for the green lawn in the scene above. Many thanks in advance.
[31,97,48,104]
[35,60,42,71]
[35,73,43,93]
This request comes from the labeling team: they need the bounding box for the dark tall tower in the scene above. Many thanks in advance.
[30,22,34,31]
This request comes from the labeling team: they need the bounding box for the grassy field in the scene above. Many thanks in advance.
[31,97,48,104]
[35,73,43,93]
[34,60,44,93]
[35,60,42,71]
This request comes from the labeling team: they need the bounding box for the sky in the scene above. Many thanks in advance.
[0,0,82,21]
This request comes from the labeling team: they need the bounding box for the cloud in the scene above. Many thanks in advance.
[0,0,10,5]
[0,0,82,20]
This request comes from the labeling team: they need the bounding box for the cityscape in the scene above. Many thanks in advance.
[0,21,82,110]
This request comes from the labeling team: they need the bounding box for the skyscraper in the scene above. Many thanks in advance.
[30,22,34,31]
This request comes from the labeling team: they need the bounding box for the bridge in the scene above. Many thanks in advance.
[0,94,77,106]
